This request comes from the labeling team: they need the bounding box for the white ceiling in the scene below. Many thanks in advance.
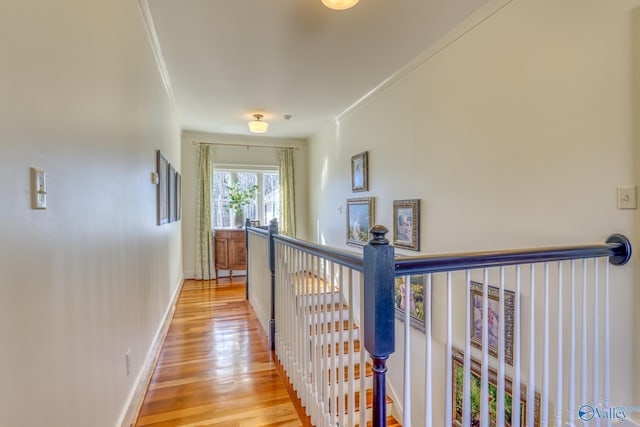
[146,0,491,139]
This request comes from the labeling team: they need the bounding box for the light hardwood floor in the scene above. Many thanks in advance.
[135,278,303,427]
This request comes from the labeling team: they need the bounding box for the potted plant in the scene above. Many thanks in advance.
[224,179,258,228]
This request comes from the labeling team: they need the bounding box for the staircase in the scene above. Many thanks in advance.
[277,272,400,426]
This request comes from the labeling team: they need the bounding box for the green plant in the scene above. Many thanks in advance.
[224,179,258,213]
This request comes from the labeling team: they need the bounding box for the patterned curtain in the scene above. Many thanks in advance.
[279,148,296,237]
[195,144,215,280]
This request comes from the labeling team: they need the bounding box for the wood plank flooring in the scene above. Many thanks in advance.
[135,279,303,427]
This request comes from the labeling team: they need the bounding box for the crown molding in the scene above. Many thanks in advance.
[336,0,514,122]
[137,0,179,120]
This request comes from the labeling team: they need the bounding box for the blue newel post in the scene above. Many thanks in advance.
[363,225,395,427]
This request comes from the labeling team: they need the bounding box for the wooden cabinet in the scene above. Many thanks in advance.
[214,228,247,282]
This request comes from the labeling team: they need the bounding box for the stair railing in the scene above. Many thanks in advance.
[245,222,632,427]
[245,220,274,346]
[273,231,369,426]
[392,232,631,427]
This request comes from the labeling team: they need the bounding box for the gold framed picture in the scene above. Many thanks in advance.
[346,197,374,247]
[393,199,420,251]
[452,348,540,426]
[351,151,369,192]
[469,281,515,365]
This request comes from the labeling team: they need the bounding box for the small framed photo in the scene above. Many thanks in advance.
[470,281,515,365]
[346,197,374,247]
[156,150,169,225]
[351,151,369,192]
[394,275,426,332]
[452,348,540,426]
[393,199,420,251]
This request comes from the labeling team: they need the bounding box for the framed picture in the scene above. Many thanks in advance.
[175,172,182,221]
[452,348,540,426]
[470,281,515,365]
[169,164,177,222]
[346,197,374,247]
[351,151,369,192]
[394,275,426,332]
[393,199,420,251]
[156,150,169,225]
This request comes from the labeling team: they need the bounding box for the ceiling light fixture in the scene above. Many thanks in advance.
[321,0,359,10]
[248,114,268,133]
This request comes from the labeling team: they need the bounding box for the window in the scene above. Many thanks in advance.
[212,169,279,228]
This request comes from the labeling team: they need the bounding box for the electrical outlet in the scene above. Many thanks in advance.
[125,349,132,376]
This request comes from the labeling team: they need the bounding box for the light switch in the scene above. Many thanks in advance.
[617,186,636,209]
[30,167,46,209]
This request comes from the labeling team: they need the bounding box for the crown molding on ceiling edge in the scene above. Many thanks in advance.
[137,0,180,122]
[336,0,514,123]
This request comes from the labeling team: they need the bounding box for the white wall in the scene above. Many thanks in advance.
[0,1,182,426]
[181,130,308,279]
[308,0,640,422]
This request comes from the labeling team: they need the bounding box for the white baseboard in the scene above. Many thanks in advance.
[116,275,185,427]
[183,270,247,280]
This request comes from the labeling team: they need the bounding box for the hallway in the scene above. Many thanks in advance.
[134,279,303,426]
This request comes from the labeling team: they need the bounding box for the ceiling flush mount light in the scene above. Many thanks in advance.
[248,114,268,133]
[321,0,359,10]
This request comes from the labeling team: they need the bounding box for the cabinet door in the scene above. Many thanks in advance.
[215,237,229,269]
[229,238,247,270]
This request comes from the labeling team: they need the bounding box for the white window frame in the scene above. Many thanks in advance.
[213,164,279,227]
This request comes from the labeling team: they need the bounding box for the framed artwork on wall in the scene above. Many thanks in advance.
[156,150,169,225]
[394,274,426,332]
[169,163,176,222]
[470,281,515,365]
[452,348,540,426]
[175,172,182,221]
[351,151,369,192]
[393,199,420,251]
[346,197,374,247]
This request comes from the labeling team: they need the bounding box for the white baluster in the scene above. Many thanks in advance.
[528,265,536,427]
[566,260,576,427]
[497,267,505,427]
[324,259,331,426]
[513,265,521,427]
[445,272,453,426]
[593,260,599,413]
[337,265,345,427]
[463,271,471,427]
[581,260,588,407]
[404,275,412,427]
[542,263,550,426]
[313,256,322,424]
[604,261,610,427]
[359,273,366,427]
[306,252,313,408]
[348,268,355,427]
[424,273,432,427]
[556,262,564,426]
[481,269,489,427]
[329,261,337,426]
[294,250,301,393]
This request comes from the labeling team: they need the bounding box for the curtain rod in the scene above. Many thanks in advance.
[192,141,300,150]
